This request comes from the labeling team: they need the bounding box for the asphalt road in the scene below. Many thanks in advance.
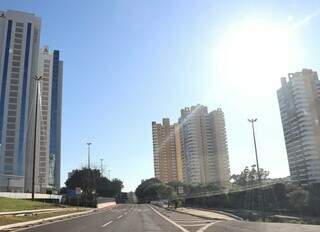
[14,204,320,232]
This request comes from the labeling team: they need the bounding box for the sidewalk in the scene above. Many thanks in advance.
[175,207,238,221]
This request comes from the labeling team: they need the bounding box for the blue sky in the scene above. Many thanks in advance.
[2,0,320,191]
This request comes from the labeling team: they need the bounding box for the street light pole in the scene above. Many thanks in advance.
[86,142,92,169]
[32,75,42,201]
[100,158,103,175]
[7,177,11,192]
[248,118,261,183]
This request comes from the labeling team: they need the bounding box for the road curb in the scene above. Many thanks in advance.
[0,209,95,231]
[0,208,68,216]
[171,208,228,221]
[193,208,243,221]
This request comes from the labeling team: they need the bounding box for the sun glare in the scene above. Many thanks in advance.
[218,21,292,95]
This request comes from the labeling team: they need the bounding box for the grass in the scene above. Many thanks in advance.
[0,208,87,226]
[0,197,62,212]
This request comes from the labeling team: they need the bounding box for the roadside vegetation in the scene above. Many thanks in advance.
[135,166,320,225]
[61,168,123,207]
[0,208,86,226]
[0,197,60,212]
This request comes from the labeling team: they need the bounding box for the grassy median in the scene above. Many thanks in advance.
[0,197,62,212]
[0,208,87,226]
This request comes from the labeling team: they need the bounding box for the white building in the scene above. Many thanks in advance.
[0,10,41,192]
[277,69,320,184]
[31,46,63,193]
[179,105,230,187]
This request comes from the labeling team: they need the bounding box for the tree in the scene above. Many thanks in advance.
[65,168,101,196]
[65,168,123,197]
[288,188,309,212]
[135,178,173,203]
[230,165,269,186]
[96,177,112,197]
[307,183,320,216]
[135,178,162,202]
[109,178,124,197]
[59,186,67,194]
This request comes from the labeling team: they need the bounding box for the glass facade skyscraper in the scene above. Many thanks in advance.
[0,10,41,192]
[0,11,62,193]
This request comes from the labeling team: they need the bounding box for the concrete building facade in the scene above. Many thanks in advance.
[152,118,183,183]
[28,46,63,193]
[0,10,41,192]
[0,11,62,193]
[277,69,320,184]
[152,105,230,188]
[179,105,230,187]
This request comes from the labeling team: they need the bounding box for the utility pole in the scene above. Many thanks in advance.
[32,75,42,201]
[7,177,11,192]
[100,158,103,175]
[248,118,261,183]
[86,142,92,169]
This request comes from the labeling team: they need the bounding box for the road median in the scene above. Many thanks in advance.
[0,208,94,231]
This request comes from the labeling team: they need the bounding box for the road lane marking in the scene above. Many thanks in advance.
[174,220,213,223]
[196,221,221,232]
[102,220,113,227]
[181,224,208,226]
[117,215,123,219]
[148,205,189,232]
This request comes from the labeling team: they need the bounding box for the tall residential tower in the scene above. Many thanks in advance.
[152,105,230,188]
[25,46,63,192]
[179,105,230,187]
[152,119,183,183]
[277,69,320,184]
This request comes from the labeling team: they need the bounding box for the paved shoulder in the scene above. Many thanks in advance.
[205,218,320,232]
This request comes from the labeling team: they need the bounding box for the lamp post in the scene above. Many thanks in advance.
[86,142,92,169]
[248,118,261,183]
[107,170,111,180]
[7,176,11,192]
[32,75,42,201]
[100,158,103,175]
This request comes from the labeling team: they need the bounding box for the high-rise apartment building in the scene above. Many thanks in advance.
[179,105,230,187]
[0,10,41,192]
[152,105,230,188]
[27,46,62,192]
[277,69,320,184]
[152,119,183,183]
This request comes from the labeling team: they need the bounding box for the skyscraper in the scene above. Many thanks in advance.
[0,10,41,192]
[27,46,62,193]
[152,105,230,188]
[152,119,183,183]
[277,69,320,184]
[179,105,230,187]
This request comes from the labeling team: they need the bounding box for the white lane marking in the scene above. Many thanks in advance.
[174,220,213,223]
[181,224,208,226]
[102,220,113,227]
[196,221,221,232]
[117,215,123,219]
[148,205,188,232]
